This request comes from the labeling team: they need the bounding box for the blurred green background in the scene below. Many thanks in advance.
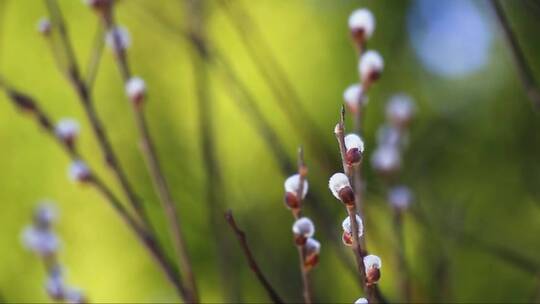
[1,0,540,303]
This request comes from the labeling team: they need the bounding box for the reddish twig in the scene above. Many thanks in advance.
[225,210,284,304]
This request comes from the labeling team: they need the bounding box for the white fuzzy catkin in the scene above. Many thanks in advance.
[34,202,58,227]
[292,217,315,238]
[359,50,384,82]
[344,134,365,153]
[355,298,369,304]
[386,94,415,124]
[106,26,131,51]
[348,9,375,39]
[284,174,308,199]
[22,226,59,255]
[371,145,401,172]
[55,119,79,141]
[328,173,351,200]
[68,160,90,182]
[305,237,321,255]
[363,254,382,270]
[343,84,366,109]
[37,18,51,35]
[125,77,146,102]
[342,215,364,237]
[388,186,413,209]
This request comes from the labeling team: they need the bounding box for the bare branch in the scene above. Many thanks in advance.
[225,210,284,304]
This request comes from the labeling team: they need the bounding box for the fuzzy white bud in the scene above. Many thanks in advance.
[45,268,65,300]
[37,18,51,35]
[388,186,413,210]
[344,134,365,153]
[34,202,58,227]
[106,26,130,51]
[22,226,59,256]
[64,287,85,304]
[68,160,90,182]
[284,174,308,199]
[343,84,367,112]
[355,298,368,304]
[305,237,321,255]
[359,50,384,83]
[55,119,79,143]
[348,9,375,39]
[386,94,415,127]
[376,125,401,147]
[292,217,315,238]
[342,215,363,237]
[363,254,382,270]
[371,145,401,173]
[125,77,146,104]
[328,173,351,200]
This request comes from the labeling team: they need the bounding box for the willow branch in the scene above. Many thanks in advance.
[225,210,284,304]
[100,6,198,302]
[491,0,540,110]
[85,24,105,89]
[43,0,152,236]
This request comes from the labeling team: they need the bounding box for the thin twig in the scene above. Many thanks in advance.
[293,147,312,304]
[99,6,198,302]
[225,210,284,304]
[392,209,411,301]
[84,24,105,89]
[491,0,540,110]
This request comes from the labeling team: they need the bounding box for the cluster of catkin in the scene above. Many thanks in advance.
[22,204,85,304]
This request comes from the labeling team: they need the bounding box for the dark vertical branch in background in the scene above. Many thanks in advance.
[183,0,240,301]
[225,210,284,304]
[491,0,540,110]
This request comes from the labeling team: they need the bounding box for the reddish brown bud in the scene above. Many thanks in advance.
[304,253,319,271]
[338,187,355,206]
[294,235,307,246]
[351,29,366,49]
[366,267,381,285]
[342,231,353,247]
[346,148,362,165]
[284,192,300,210]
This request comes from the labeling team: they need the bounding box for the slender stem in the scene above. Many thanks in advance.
[297,246,312,304]
[225,210,284,304]
[100,7,198,302]
[392,209,411,301]
[293,147,312,304]
[335,109,385,303]
[491,0,540,109]
[85,24,105,89]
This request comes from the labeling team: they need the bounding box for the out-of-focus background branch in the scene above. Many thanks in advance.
[0,0,540,302]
